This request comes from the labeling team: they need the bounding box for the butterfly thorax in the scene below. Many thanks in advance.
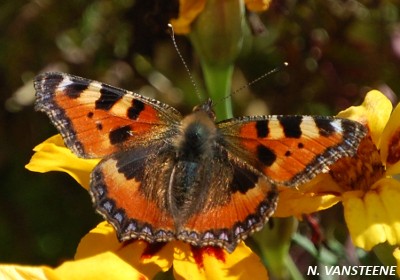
[174,109,217,161]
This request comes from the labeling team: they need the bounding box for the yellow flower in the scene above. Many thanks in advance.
[26,135,269,279]
[0,252,147,279]
[26,134,99,189]
[76,222,268,279]
[275,90,400,251]
[170,0,271,34]
[169,0,206,34]
[1,222,268,280]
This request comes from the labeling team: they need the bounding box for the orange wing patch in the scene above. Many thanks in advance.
[90,157,176,243]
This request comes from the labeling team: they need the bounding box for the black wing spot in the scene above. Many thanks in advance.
[95,84,123,110]
[109,125,132,144]
[285,150,291,157]
[255,120,269,138]
[231,167,259,194]
[257,145,276,166]
[128,99,145,120]
[65,79,90,99]
[278,116,302,138]
[87,112,94,118]
[298,142,304,149]
[96,122,103,130]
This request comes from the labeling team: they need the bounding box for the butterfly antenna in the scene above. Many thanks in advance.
[219,62,289,104]
[168,23,202,101]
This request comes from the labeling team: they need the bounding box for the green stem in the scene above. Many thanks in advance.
[253,217,302,280]
[201,62,234,120]
[285,255,305,280]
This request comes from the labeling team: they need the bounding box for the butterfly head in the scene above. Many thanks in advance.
[192,98,216,121]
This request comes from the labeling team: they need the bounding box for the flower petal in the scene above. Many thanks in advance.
[55,252,147,280]
[173,243,269,280]
[0,256,147,280]
[76,222,172,278]
[170,0,206,34]
[343,179,400,251]
[0,265,56,280]
[274,189,340,217]
[380,102,400,170]
[337,90,392,146]
[274,174,342,217]
[25,135,99,190]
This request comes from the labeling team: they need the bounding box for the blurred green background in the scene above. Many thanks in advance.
[1,0,400,272]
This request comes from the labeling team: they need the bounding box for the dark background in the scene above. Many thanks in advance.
[1,0,399,269]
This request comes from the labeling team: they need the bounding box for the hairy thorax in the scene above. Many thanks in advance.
[173,110,218,161]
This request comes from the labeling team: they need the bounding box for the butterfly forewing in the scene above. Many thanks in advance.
[34,72,182,158]
[218,115,366,187]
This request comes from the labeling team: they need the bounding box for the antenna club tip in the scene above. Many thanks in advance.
[283,62,289,66]
[168,23,176,37]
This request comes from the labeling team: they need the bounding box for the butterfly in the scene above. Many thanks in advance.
[34,72,366,253]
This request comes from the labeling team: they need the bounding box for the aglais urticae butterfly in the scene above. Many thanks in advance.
[34,72,366,252]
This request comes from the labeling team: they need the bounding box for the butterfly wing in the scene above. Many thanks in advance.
[218,115,367,187]
[176,114,366,252]
[34,72,182,158]
[35,72,184,242]
[176,151,278,252]
[90,141,177,243]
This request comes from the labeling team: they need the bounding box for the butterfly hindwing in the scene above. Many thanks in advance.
[34,72,182,158]
[90,140,177,243]
[177,153,278,252]
[218,115,366,187]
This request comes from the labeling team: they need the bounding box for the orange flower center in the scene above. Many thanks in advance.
[329,136,385,192]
